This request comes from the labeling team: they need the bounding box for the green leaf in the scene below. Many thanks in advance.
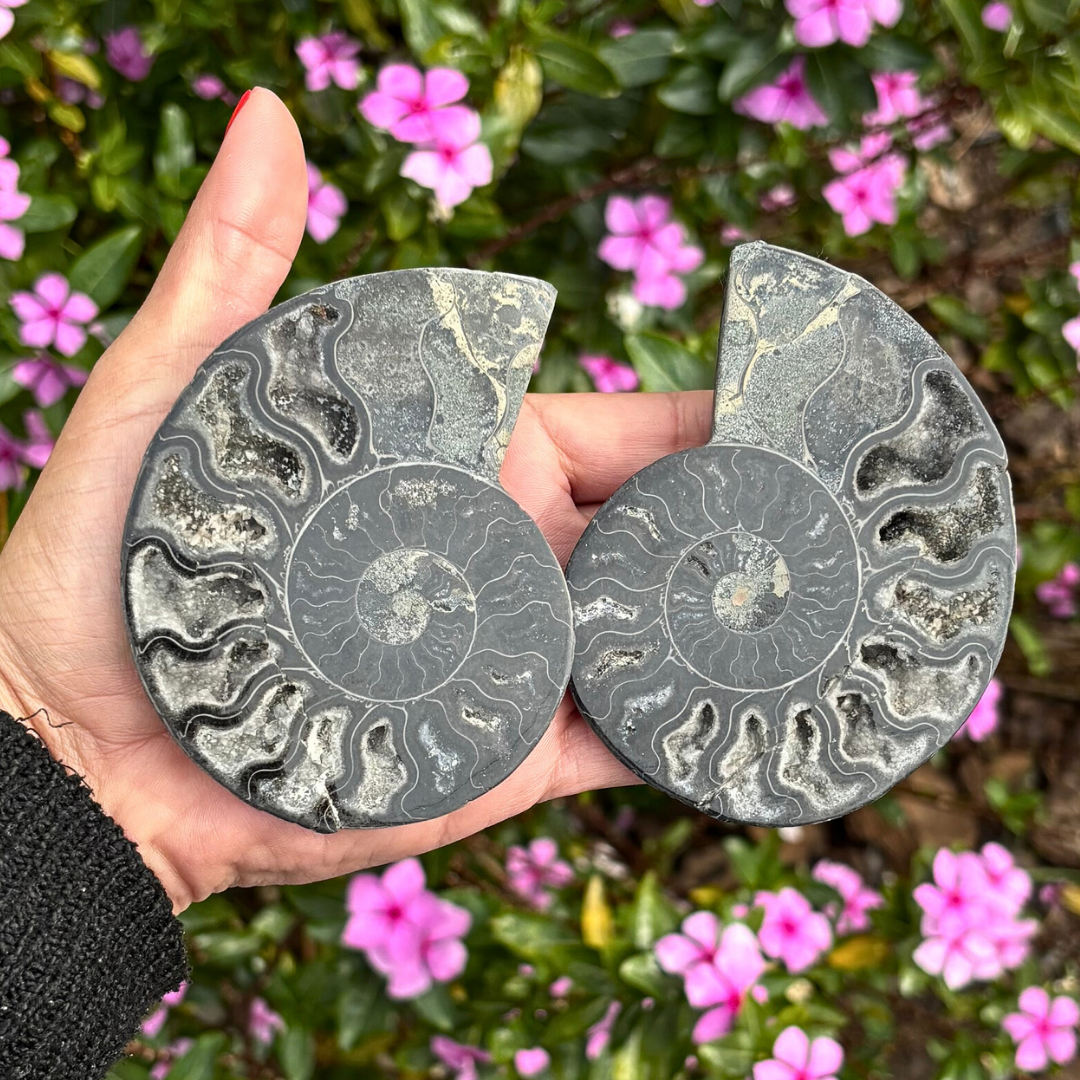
[544,994,612,1042]
[536,37,619,98]
[154,103,196,199]
[629,872,679,949]
[597,29,677,88]
[625,332,712,392]
[619,952,673,998]
[490,913,580,960]
[1025,99,1080,157]
[381,187,424,241]
[804,51,877,125]
[716,35,783,101]
[166,1033,226,1080]
[410,984,459,1031]
[1018,0,1068,32]
[1009,615,1051,678]
[279,1027,316,1080]
[18,194,78,234]
[927,295,990,342]
[861,35,934,71]
[398,0,443,58]
[937,0,989,67]
[657,64,718,115]
[68,226,143,309]
[336,979,382,1051]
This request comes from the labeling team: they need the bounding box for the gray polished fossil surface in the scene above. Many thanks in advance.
[567,242,1015,827]
[122,268,573,832]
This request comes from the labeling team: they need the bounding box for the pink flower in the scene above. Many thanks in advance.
[150,1039,193,1080]
[305,162,347,243]
[980,843,1032,911]
[828,132,894,175]
[955,678,1001,741]
[1064,316,1080,354]
[0,0,27,40]
[1004,988,1080,1072]
[754,1027,844,1080]
[982,2,1012,31]
[400,108,492,209]
[249,996,284,1045]
[369,892,471,998]
[691,925,767,1043]
[580,354,639,393]
[657,916,767,1043]
[656,911,724,984]
[141,980,188,1037]
[865,71,924,125]
[432,1036,492,1080]
[1037,563,1079,619]
[913,848,1037,988]
[12,355,89,407]
[760,183,797,212]
[0,185,30,262]
[190,73,236,104]
[515,1048,550,1077]
[823,155,906,236]
[598,195,703,310]
[754,888,833,973]
[721,224,752,244]
[734,58,828,130]
[909,114,952,151]
[104,27,154,81]
[295,32,361,92]
[609,19,636,37]
[550,976,573,997]
[0,423,26,491]
[0,140,30,261]
[586,1001,621,1060]
[343,860,470,997]
[812,861,884,934]
[11,273,99,357]
[360,64,471,144]
[787,0,875,47]
[343,857,433,956]
[506,837,574,909]
[19,410,55,469]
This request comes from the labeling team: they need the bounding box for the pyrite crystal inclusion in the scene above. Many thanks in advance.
[122,269,573,832]
[566,242,1016,827]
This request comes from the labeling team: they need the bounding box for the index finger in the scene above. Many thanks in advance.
[520,389,715,506]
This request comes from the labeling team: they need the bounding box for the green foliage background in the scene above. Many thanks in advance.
[1,1,1080,1078]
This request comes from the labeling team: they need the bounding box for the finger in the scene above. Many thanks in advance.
[249,705,641,886]
[516,390,714,507]
[57,88,308,472]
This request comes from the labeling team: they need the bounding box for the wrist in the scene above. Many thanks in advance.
[0,630,195,913]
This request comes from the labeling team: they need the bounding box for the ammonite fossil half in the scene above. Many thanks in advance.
[567,242,1015,827]
[122,269,573,832]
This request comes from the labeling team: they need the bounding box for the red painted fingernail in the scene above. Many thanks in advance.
[225,89,253,135]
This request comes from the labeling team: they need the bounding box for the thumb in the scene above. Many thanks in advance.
[60,87,308,466]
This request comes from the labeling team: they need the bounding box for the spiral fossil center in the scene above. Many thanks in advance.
[355,549,470,645]
[711,539,790,633]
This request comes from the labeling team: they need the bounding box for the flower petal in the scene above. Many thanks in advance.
[35,272,71,309]
[378,63,424,102]
[808,1036,844,1079]
[692,1005,734,1044]
[425,67,469,107]
[773,1027,810,1070]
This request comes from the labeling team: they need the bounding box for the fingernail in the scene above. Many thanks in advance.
[225,89,253,135]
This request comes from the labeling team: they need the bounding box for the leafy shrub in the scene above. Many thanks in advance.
[0,1,1078,1078]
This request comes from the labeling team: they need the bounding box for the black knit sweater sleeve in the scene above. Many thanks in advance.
[0,710,190,1079]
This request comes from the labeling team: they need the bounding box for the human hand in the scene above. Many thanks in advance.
[0,89,713,913]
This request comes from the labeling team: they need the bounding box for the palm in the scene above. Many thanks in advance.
[0,91,710,912]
